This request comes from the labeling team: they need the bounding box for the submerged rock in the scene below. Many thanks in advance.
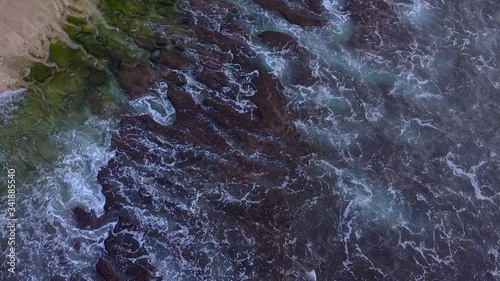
[258,31,317,86]
[254,0,327,27]
[159,49,194,70]
[96,256,126,281]
[93,1,340,280]
[117,65,163,99]
[7,0,497,279]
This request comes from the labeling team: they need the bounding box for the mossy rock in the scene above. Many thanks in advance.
[34,137,60,163]
[49,42,81,68]
[100,0,151,17]
[67,15,88,25]
[158,0,174,5]
[67,20,150,67]
[0,0,182,171]
[29,63,55,83]
[86,69,108,86]
[62,23,82,38]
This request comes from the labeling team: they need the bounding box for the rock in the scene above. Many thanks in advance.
[167,87,197,111]
[308,0,324,14]
[164,72,187,88]
[280,8,327,27]
[258,31,317,86]
[159,49,193,70]
[93,0,336,280]
[247,68,291,132]
[105,232,146,258]
[196,68,230,91]
[72,207,98,230]
[96,256,125,281]
[203,98,256,128]
[253,0,327,28]
[343,0,413,51]
[85,69,108,86]
[133,36,157,51]
[258,31,303,51]
[116,65,162,99]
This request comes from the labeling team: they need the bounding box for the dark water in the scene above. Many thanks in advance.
[1,0,499,280]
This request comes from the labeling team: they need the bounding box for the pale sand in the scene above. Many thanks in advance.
[0,0,95,93]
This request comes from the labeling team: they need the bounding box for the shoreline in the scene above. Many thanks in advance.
[0,0,95,93]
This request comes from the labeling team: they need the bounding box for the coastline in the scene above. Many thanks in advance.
[0,0,94,93]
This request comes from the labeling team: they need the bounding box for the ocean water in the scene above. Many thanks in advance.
[0,0,499,280]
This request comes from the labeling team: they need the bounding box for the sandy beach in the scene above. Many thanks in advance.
[0,0,94,92]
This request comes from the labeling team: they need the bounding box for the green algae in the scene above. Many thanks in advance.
[0,0,180,174]
[67,15,88,25]
[49,42,82,68]
[97,0,180,45]
[28,63,55,83]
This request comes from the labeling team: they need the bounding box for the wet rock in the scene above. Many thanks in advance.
[343,0,413,52]
[105,232,146,259]
[196,68,230,91]
[28,63,54,83]
[258,31,303,52]
[308,0,324,14]
[116,65,163,99]
[253,0,327,27]
[82,0,500,280]
[247,68,292,132]
[134,36,157,51]
[99,221,161,281]
[85,69,108,87]
[97,165,128,212]
[193,28,244,52]
[94,0,337,280]
[167,87,197,111]
[72,207,98,230]
[204,98,255,129]
[96,256,125,281]
[159,49,193,70]
[258,31,316,86]
[164,72,187,88]
[287,61,316,86]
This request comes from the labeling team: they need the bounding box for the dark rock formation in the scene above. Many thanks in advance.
[116,65,164,99]
[308,0,324,14]
[72,207,99,230]
[258,31,317,86]
[95,1,339,279]
[159,49,193,70]
[96,256,127,281]
[92,0,500,280]
[343,0,414,55]
[254,0,327,27]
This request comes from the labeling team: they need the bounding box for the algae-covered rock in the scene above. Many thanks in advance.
[28,63,55,83]
[1,0,180,173]
[85,68,107,86]
[35,137,60,164]
[97,0,179,43]
[49,42,81,68]
[67,15,87,25]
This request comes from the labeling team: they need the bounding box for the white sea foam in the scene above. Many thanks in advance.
[0,88,26,124]
[129,82,176,126]
[9,116,117,279]
[445,152,495,204]
[306,269,317,281]
[52,117,115,215]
